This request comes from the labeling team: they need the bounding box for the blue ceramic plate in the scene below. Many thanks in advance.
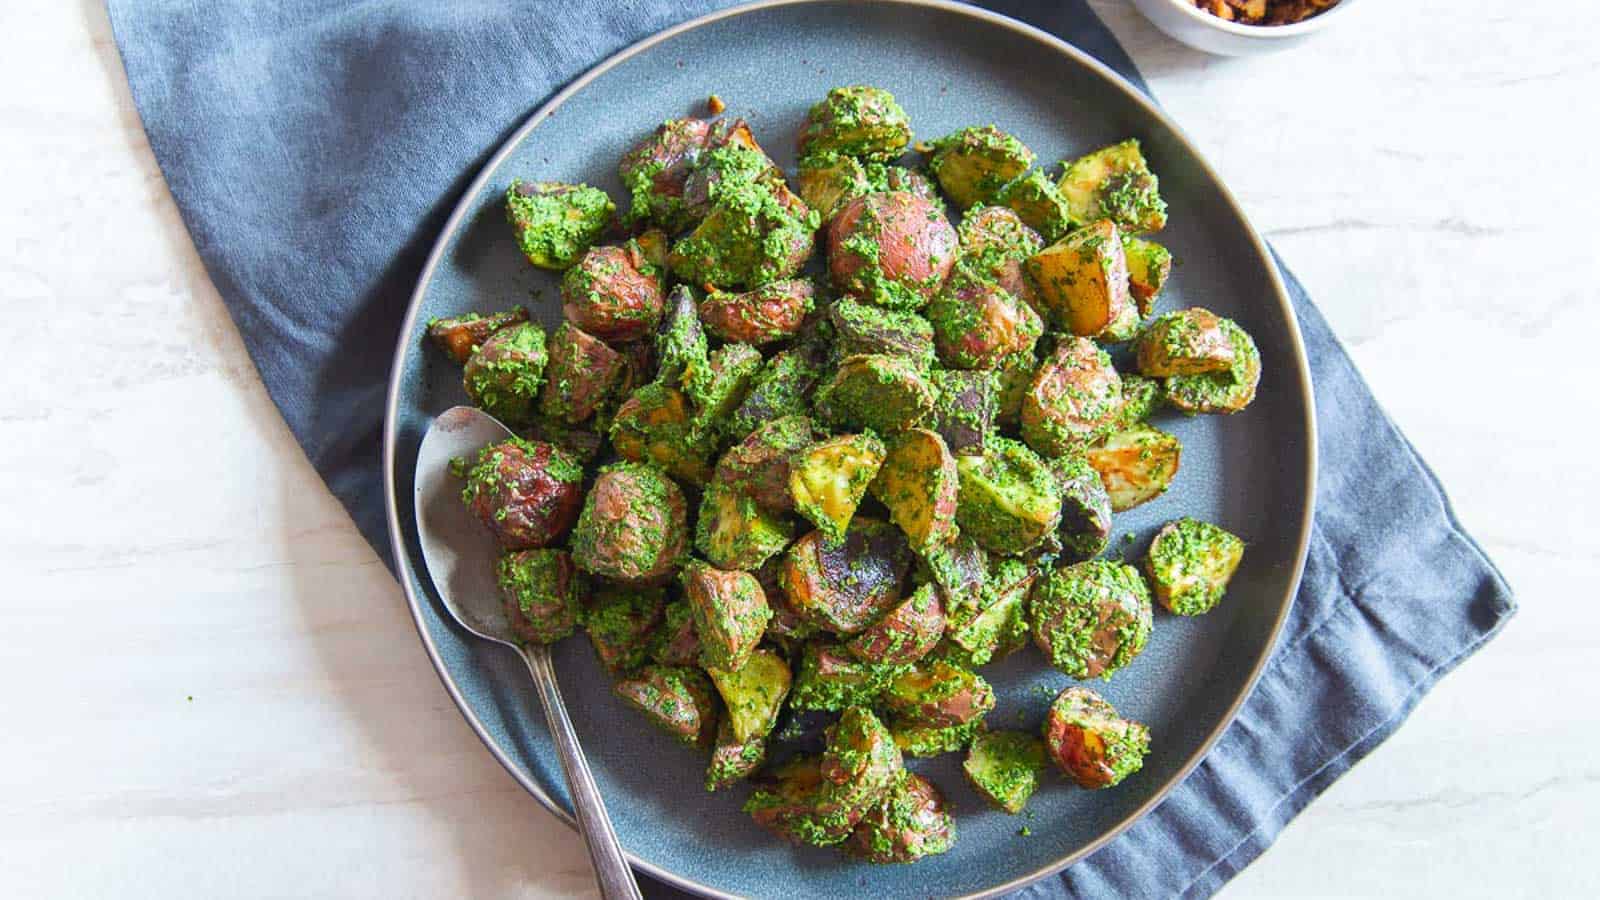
[383,1,1315,896]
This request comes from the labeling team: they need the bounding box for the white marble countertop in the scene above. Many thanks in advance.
[2,1,1594,897]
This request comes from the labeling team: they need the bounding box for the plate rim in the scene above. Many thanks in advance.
[381,1,1319,896]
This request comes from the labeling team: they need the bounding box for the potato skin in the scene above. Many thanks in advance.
[1135,308,1236,377]
[928,368,998,456]
[829,192,959,311]
[1051,454,1114,563]
[846,582,946,665]
[570,461,688,586]
[699,278,815,345]
[1021,336,1123,457]
[619,117,716,231]
[728,345,828,440]
[463,321,548,424]
[845,772,955,863]
[584,584,666,674]
[682,562,772,671]
[884,660,995,727]
[613,664,719,748]
[649,597,702,667]
[608,383,713,486]
[714,414,818,513]
[828,296,937,367]
[1029,560,1153,680]
[921,533,990,616]
[460,438,584,549]
[1165,316,1261,415]
[694,480,794,572]
[783,519,914,636]
[497,549,582,645]
[706,717,766,792]
[927,275,1043,370]
[539,322,624,424]
[817,707,904,827]
[954,436,1062,556]
[427,307,528,364]
[817,353,936,434]
[561,244,665,344]
[1043,686,1150,788]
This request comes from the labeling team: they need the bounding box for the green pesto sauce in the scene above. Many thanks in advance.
[1028,560,1153,680]
[505,180,614,270]
[463,322,548,423]
[954,437,1061,556]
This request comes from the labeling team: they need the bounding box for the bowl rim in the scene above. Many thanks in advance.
[1159,0,1358,39]
[381,0,1319,896]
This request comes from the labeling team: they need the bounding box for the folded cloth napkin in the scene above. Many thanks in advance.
[107,1,1515,896]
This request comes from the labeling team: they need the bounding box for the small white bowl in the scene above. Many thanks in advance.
[1127,0,1359,56]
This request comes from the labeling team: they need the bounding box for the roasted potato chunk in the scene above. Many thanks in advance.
[1030,560,1153,680]
[928,368,999,456]
[817,707,904,825]
[817,354,936,434]
[1145,517,1245,616]
[669,180,817,290]
[426,307,528,364]
[798,86,913,162]
[993,351,1036,428]
[1058,138,1168,234]
[648,597,701,667]
[998,169,1074,242]
[714,414,818,513]
[463,321,548,423]
[885,660,995,727]
[828,192,959,311]
[684,342,763,442]
[790,432,887,543]
[846,582,946,666]
[1114,373,1165,429]
[1051,454,1114,563]
[614,664,718,748]
[926,125,1035,209]
[561,244,665,344]
[954,436,1062,556]
[869,428,960,552]
[680,137,780,223]
[654,285,708,388]
[1043,686,1150,788]
[1021,336,1123,458]
[497,549,582,645]
[1136,308,1237,377]
[1024,219,1135,338]
[789,641,906,711]
[867,163,940,202]
[727,344,828,439]
[783,519,914,635]
[928,272,1043,371]
[460,437,584,549]
[682,562,772,671]
[796,152,871,222]
[699,279,815,345]
[744,755,845,846]
[619,117,716,231]
[889,718,984,758]
[539,322,624,424]
[706,718,767,792]
[571,461,688,586]
[921,533,990,617]
[828,297,937,368]
[1122,235,1172,313]
[1085,424,1182,511]
[694,480,794,572]
[584,585,666,674]
[942,556,1035,667]
[707,646,791,742]
[959,204,1045,260]
[505,180,614,271]
[846,772,956,863]
[963,730,1047,814]
[608,383,713,485]
[1165,316,1261,415]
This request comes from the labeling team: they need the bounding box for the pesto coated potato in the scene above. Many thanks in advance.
[570,461,689,586]
[926,125,1035,209]
[828,296,937,367]
[927,368,999,456]
[846,582,946,666]
[1021,336,1123,457]
[649,597,701,667]
[1165,315,1261,415]
[869,428,960,553]
[1043,686,1150,788]
[1145,517,1245,616]
[561,244,665,344]
[426,307,528,364]
[505,180,614,270]
[927,274,1044,370]
[459,437,584,550]
[744,755,840,845]
[963,730,1047,814]
[798,86,913,162]
[613,664,719,748]
[884,659,995,727]
[619,117,716,231]
[684,342,763,441]
[584,584,667,674]
[997,169,1074,242]
[1058,139,1168,234]
[789,431,887,543]
[954,436,1062,556]
[706,717,767,792]
[956,205,1045,313]
[1024,219,1135,338]
[654,284,708,388]
[1135,308,1237,377]
[817,707,904,823]
[845,772,955,864]
[921,533,990,617]
[463,321,547,424]
[698,278,815,345]
[817,353,936,434]
[782,518,914,636]
[727,345,828,439]
[942,556,1035,668]
[1051,454,1114,563]
[828,191,959,311]
[682,561,772,671]
[497,548,582,645]
[706,646,790,742]
[1084,424,1182,512]
[669,180,817,290]
[608,383,714,485]
[796,152,871,223]
[714,414,818,513]
[1030,559,1153,680]
[539,322,624,424]
[788,640,905,711]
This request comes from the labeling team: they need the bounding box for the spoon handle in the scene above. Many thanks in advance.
[519,644,642,900]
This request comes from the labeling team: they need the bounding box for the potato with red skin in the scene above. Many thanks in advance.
[608,383,714,485]
[681,561,772,672]
[497,549,581,645]
[1029,559,1153,680]
[828,192,959,311]
[845,772,955,863]
[698,278,814,345]
[1135,307,1237,377]
[884,660,995,727]
[585,585,666,674]
[570,461,688,586]
[706,718,766,792]
[539,322,623,424]
[1043,686,1150,789]
[426,308,528,364]
[462,322,547,424]
[846,582,945,665]
[957,205,1044,313]
[744,755,841,845]
[1021,336,1123,458]
[714,415,818,513]
[561,244,664,344]
[613,664,718,748]
[649,598,701,667]
[619,117,716,230]
[817,707,904,823]
[459,438,584,549]
[782,519,914,636]
[927,275,1043,370]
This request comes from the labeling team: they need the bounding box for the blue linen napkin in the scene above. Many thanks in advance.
[106,1,1515,896]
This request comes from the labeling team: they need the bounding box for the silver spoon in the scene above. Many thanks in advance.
[414,404,641,900]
